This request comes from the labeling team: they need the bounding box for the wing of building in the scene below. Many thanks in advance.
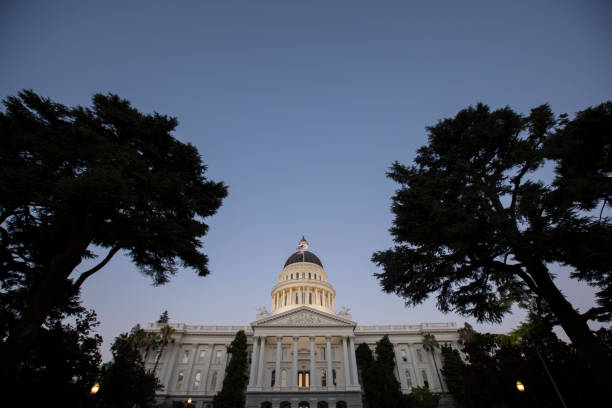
[143,237,460,408]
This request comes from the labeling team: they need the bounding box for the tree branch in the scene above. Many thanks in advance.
[73,246,120,289]
[509,162,531,222]
[491,260,540,294]
[581,306,612,322]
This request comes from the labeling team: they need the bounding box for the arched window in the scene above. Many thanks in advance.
[281,369,287,387]
[309,293,312,304]
[298,402,310,408]
[280,402,291,408]
[261,402,272,408]
[336,402,347,408]
[318,403,328,408]
[271,370,276,387]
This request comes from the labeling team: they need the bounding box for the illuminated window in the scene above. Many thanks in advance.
[182,350,190,364]
[193,371,201,389]
[298,371,310,388]
[198,349,206,363]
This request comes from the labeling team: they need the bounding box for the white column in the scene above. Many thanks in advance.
[342,336,351,387]
[293,336,299,389]
[409,344,424,386]
[161,335,182,389]
[201,343,215,394]
[217,344,229,392]
[349,337,359,387]
[248,338,259,387]
[326,336,334,390]
[256,336,266,387]
[185,344,199,394]
[275,337,282,390]
[309,337,315,389]
[393,344,406,388]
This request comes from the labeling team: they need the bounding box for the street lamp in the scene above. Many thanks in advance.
[516,381,525,392]
[187,397,192,405]
[90,383,100,395]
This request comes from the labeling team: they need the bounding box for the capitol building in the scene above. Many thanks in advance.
[144,238,460,408]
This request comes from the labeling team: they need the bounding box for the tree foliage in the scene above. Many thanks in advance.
[440,346,465,406]
[444,315,611,407]
[372,102,612,382]
[213,330,248,408]
[0,90,228,372]
[356,336,408,408]
[4,306,102,406]
[97,332,161,408]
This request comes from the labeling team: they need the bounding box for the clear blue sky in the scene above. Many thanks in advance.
[2,0,611,361]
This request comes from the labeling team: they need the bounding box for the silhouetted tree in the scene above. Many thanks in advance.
[355,343,376,407]
[440,346,465,407]
[213,330,248,408]
[372,102,612,389]
[0,90,228,375]
[7,307,102,407]
[98,332,161,408]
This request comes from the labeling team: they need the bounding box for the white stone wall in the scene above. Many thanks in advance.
[145,321,460,407]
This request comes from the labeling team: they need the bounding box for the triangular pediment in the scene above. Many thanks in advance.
[252,306,355,327]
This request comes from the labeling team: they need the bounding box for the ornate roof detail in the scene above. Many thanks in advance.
[252,306,354,327]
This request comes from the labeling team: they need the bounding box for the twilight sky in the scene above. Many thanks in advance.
[1,0,611,361]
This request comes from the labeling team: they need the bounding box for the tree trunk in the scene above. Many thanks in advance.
[526,261,612,389]
[0,224,94,381]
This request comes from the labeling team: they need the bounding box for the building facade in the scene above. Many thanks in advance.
[144,238,460,408]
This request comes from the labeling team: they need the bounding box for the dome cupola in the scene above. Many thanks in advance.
[270,237,336,315]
